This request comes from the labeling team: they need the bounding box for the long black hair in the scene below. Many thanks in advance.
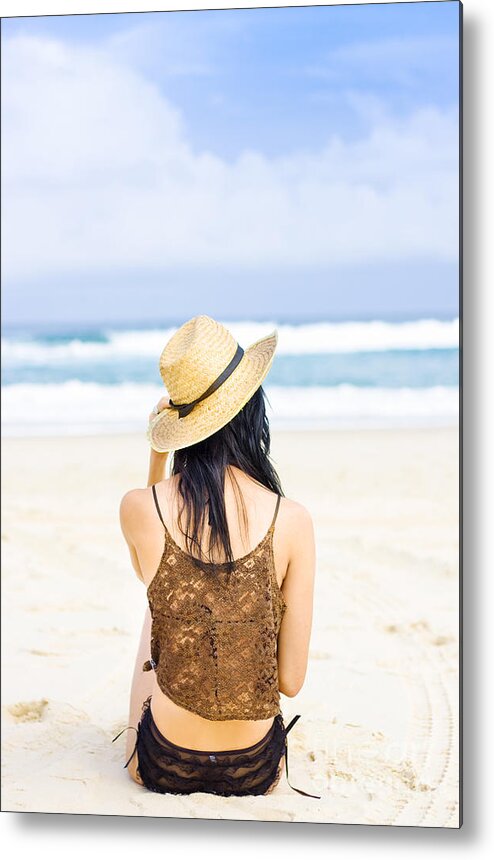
[170,385,283,574]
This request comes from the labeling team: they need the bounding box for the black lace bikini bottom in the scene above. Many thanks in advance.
[113,696,320,799]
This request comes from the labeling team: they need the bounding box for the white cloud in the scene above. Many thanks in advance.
[1,34,459,282]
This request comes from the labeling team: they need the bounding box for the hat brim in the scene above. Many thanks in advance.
[146,329,278,453]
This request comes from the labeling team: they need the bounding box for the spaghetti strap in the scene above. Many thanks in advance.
[269,494,282,533]
[152,484,166,529]
[283,714,321,799]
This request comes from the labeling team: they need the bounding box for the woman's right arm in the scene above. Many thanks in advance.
[119,395,172,581]
[276,503,316,698]
[147,396,172,486]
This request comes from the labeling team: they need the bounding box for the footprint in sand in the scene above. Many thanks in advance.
[7,699,48,723]
[383,624,400,634]
[432,635,455,647]
[391,759,433,793]
[333,770,356,782]
[386,620,429,635]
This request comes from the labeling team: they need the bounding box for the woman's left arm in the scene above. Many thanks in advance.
[147,449,169,488]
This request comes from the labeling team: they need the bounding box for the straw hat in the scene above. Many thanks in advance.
[147,315,278,452]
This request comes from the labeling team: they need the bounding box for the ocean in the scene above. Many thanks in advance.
[1,317,459,437]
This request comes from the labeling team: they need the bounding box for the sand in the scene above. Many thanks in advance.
[1,427,460,826]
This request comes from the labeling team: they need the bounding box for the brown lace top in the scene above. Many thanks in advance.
[143,485,287,721]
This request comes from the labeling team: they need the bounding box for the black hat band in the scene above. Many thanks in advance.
[168,343,245,419]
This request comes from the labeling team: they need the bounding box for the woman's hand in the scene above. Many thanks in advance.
[147,396,172,484]
[148,395,172,426]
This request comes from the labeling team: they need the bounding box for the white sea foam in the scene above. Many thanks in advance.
[2,317,459,365]
[1,381,459,436]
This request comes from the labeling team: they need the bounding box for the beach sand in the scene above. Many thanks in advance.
[1,427,460,826]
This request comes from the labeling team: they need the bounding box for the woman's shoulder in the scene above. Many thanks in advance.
[120,478,175,516]
[278,494,313,527]
[120,489,147,539]
[270,494,314,554]
[276,497,315,578]
[120,486,147,512]
[121,475,175,499]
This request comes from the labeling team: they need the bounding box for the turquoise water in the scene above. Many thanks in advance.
[1,317,460,434]
[2,347,458,388]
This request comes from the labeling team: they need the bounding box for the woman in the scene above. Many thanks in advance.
[117,315,318,797]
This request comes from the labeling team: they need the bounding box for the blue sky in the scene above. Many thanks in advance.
[2,1,460,326]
